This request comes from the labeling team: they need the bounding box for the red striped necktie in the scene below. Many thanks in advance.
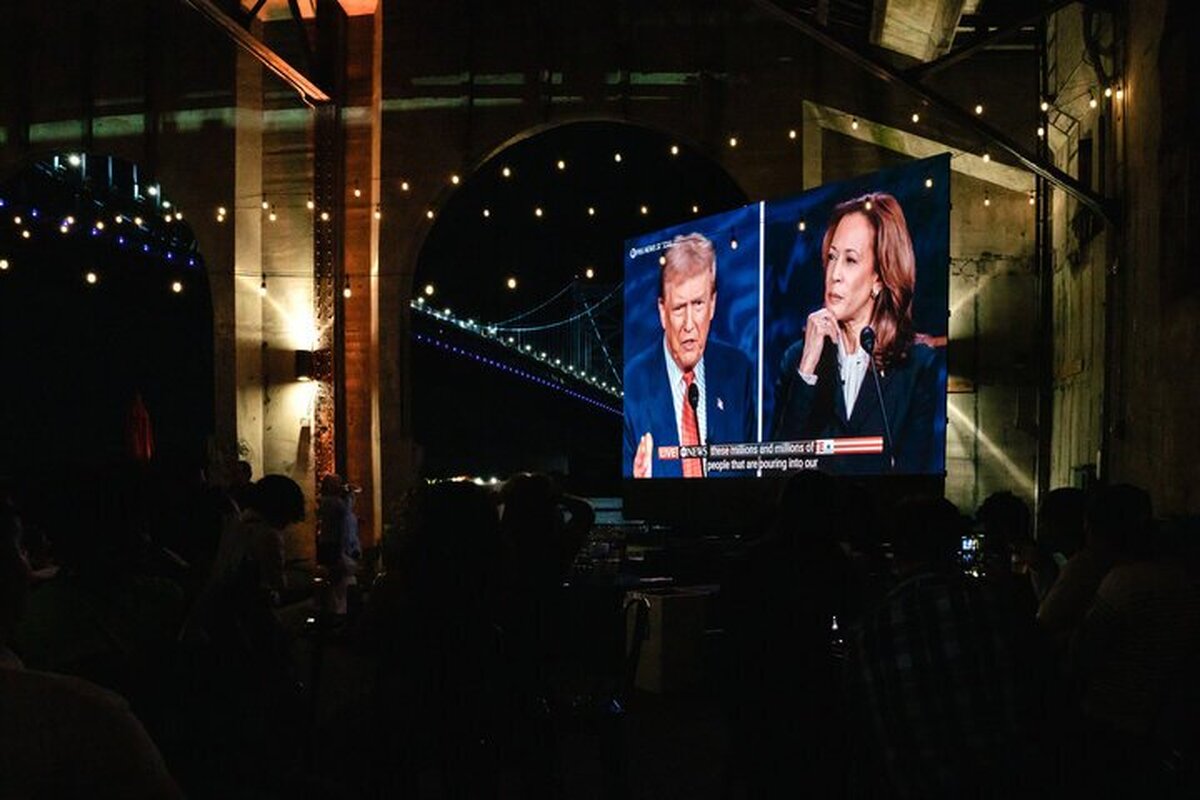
[681,371,702,478]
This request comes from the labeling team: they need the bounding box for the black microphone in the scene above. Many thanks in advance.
[687,381,706,478]
[860,326,895,471]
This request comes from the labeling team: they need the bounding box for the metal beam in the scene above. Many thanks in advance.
[906,0,1075,81]
[180,0,330,106]
[749,0,1114,225]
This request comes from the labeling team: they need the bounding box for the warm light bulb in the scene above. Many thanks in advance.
[975,104,984,115]
[1028,192,1036,205]
[984,195,991,207]
[982,153,990,163]
[401,181,410,192]
[613,152,622,163]
[659,256,667,266]
[482,208,491,218]
[865,200,873,211]
[342,282,352,299]
[450,174,460,185]
[12,216,20,225]
[96,220,106,230]
[788,129,797,139]
[925,177,933,189]
[670,145,679,156]
[67,154,81,167]
[85,271,97,284]
[1089,95,1098,109]
[728,136,738,147]
[556,159,566,170]
[261,199,270,210]
[1037,126,1045,138]
[534,207,543,218]
[640,205,649,215]
[147,186,159,197]
[851,118,859,130]
[506,277,517,290]
[0,259,9,270]
[20,230,29,239]
[1040,100,1050,112]
[373,205,382,220]
[1116,87,1124,100]
[911,112,920,123]
[1104,86,1113,98]
[424,283,435,296]
[320,210,330,222]
[692,205,699,214]
[306,197,315,211]
[217,206,227,216]
[798,220,806,231]
[501,167,511,178]
[585,267,595,279]
[268,209,277,222]
[587,206,595,216]
[162,200,172,209]
[172,280,183,294]
[353,184,362,198]
[174,212,182,221]
[426,209,434,219]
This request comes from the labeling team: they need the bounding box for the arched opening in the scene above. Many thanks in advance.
[0,153,214,479]
[411,121,747,492]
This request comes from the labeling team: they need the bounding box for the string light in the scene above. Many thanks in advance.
[12,216,21,225]
[482,208,491,218]
[670,144,679,156]
[172,280,183,294]
[320,210,330,222]
[1104,86,1113,98]
[974,104,984,115]
[450,174,460,185]
[798,220,806,231]
[133,216,143,226]
[174,212,182,221]
[95,220,105,230]
[692,205,699,214]
[613,152,622,163]
[728,136,738,148]
[585,267,595,279]
[353,182,362,198]
[85,271,98,284]
[261,199,269,210]
[982,153,990,163]
[306,196,315,211]
[925,177,933,189]
[401,181,410,192]
[501,166,512,178]
[268,206,277,222]
[788,129,797,140]
[426,209,435,220]
[1037,126,1045,138]
[851,117,859,131]
[259,275,267,296]
[21,230,29,239]
[911,112,920,124]
[424,283,435,296]
[534,207,543,218]
[0,259,9,271]
[556,159,566,171]
[373,205,382,220]
[342,277,352,299]
[640,205,649,215]
[587,206,595,216]
[1040,100,1050,112]
[506,276,517,290]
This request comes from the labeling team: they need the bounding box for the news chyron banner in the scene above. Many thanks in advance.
[622,155,949,479]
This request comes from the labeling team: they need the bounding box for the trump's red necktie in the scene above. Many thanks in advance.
[681,371,702,478]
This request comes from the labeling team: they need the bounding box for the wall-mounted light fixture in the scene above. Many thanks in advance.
[295,350,315,382]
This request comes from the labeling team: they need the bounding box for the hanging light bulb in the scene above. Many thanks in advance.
[320,210,330,222]
[259,275,267,296]
[640,205,649,215]
[851,117,859,131]
[450,174,460,185]
[306,196,315,211]
[1028,191,1036,205]
[925,177,934,189]
[587,206,596,216]
[401,180,410,192]
[613,152,622,163]
[585,267,595,279]
[342,277,352,299]
[788,129,797,140]
[482,208,491,218]
[1115,87,1124,100]
[501,166,512,178]
[1089,92,1098,109]
[670,144,679,156]
[0,258,9,271]
[534,207,543,218]
[261,198,269,210]
[353,182,362,198]
[975,104,984,115]
[1104,86,1113,98]
[172,280,184,294]
[692,205,699,214]
[911,112,920,124]
[1040,100,1050,112]
[984,192,991,207]
[85,271,98,285]
[728,135,738,148]
[1037,126,1045,138]
[797,220,806,232]
[268,206,277,222]
[556,159,566,171]
[426,209,434,219]
[373,204,382,220]
[982,153,990,163]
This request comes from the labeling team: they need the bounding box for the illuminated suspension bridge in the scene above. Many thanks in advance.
[411,279,624,415]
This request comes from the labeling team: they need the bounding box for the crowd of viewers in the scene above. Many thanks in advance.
[1,459,1198,797]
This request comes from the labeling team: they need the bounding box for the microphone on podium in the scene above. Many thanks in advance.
[860,326,895,471]
[687,381,707,478]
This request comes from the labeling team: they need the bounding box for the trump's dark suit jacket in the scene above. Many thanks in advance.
[623,338,756,478]
[771,336,942,474]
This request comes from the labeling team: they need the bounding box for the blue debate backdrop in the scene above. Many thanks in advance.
[623,153,950,477]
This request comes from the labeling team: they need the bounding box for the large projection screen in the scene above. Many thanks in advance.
[622,155,950,487]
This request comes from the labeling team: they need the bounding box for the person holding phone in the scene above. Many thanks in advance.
[771,192,939,474]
